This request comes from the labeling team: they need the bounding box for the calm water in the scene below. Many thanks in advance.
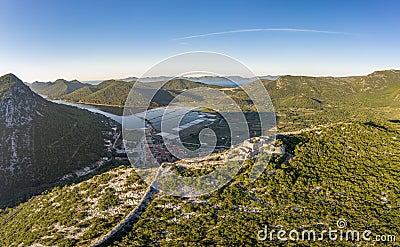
[50,100,212,132]
[51,100,129,124]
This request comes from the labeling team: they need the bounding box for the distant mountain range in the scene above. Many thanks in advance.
[30,70,400,110]
[0,74,109,207]
[121,76,271,87]
[30,79,91,98]
[82,75,280,87]
[31,78,222,107]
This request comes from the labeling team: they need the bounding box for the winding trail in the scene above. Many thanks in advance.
[90,122,350,246]
[91,186,157,247]
[91,170,162,247]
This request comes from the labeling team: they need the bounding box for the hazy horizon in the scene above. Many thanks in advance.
[15,68,397,84]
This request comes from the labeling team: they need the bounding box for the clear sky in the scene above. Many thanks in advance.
[0,0,399,82]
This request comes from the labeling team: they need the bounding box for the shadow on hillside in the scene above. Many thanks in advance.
[0,160,128,209]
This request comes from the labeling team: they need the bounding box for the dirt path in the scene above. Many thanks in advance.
[91,169,162,247]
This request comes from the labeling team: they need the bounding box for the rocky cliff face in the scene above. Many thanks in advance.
[0,74,46,177]
[0,74,106,207]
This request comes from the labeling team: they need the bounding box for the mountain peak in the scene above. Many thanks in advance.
[368,69,400,77]
[54,79,68,84]
[0,73,109,208]
[0,73,23,84]
[53,78,81,84]
[1,73,19,79]
[0,73,27,96]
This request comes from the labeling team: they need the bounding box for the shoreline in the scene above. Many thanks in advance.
[50,99,124,108]
[50,98,157,112]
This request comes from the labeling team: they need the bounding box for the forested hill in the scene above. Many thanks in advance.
[30,79,90,99]
[0,74,109,207]
[153,78,222,90]
[47,78,221,107]
[235,69,400,130]
[252,69,400,108]
[31,70,400,110]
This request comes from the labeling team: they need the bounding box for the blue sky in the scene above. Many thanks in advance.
[0,0,399,82]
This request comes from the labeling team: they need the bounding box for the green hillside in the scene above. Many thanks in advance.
[59,78,219,107]
[235,70,400,131]
[1,120,398,246]
[30,70,400,110]
[352,70,400,106]
[0,166,148,246]
[60,86,98,101]
[160,78,222,90]
[29,81,51,93]
[30,79,89,98]
[114,120,400,246]
[257,70,400,108]
[79,80,132,106]
[31,70,400,132]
